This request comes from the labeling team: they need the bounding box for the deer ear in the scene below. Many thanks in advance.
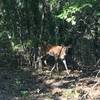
[47,44,52,51]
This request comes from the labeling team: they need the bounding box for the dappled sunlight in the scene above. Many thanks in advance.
[0,65,100,100]
[0,0,100,99]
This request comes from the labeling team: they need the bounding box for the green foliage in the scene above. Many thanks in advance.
[0,0,99,66]
[15,79,21,85]
[57,5,80,25]
[49,0,57,5]
[0,32,4,38]
[20,90,29,96]
[56,0,98,25]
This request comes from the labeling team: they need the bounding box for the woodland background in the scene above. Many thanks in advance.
[0,0,100,66]
[0,0,100,100]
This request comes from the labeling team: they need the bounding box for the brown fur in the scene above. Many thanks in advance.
[47,45,72,59]
[42,44,72,74]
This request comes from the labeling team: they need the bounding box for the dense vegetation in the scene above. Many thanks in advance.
[0,0,100,67]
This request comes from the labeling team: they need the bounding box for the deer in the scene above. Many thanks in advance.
[42,44,72,74]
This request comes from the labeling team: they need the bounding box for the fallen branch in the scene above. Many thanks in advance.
[80,70,100,100]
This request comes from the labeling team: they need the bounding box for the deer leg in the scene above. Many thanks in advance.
[51,64,56,72]
[56,62,59,72]
[62,59,69,74]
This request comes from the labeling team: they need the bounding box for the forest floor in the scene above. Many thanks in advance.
[0,65,100,100]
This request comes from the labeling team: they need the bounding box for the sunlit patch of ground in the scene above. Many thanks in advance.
[0,66,99,100]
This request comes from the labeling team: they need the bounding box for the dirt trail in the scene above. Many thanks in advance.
[0,66,100,100]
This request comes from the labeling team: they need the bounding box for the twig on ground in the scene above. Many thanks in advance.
[80,70,100,100]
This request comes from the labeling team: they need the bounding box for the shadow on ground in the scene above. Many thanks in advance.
[0,65,100,100]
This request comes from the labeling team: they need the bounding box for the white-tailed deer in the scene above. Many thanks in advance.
[42,44,72,74]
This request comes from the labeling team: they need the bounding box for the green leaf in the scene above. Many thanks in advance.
[20,90,29,96]
[96,12,100,16]
[15,79,21,85]
[0,32,4,38]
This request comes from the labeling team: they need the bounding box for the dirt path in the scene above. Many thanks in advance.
[0,66,100,100]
